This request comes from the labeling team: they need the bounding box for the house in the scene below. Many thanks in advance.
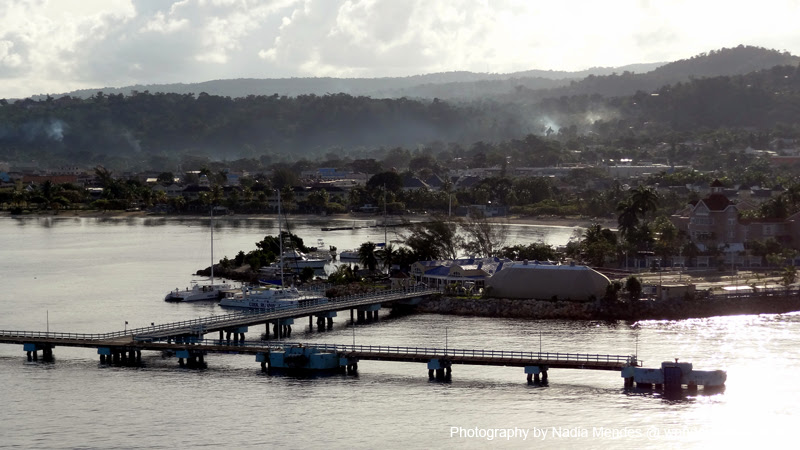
[672,180,800,262]
[410,257,511,289]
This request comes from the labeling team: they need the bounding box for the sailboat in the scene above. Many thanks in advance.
[220,191,313,310]
[164,207,232,302]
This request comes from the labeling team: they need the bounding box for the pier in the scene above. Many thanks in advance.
[0,335,726,390]
[0,285,726,390]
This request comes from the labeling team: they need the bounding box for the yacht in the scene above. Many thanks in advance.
[281,249,328,270]
[164,281,232,302]
[219,285,325,311]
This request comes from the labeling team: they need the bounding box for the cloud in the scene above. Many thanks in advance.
[1,0,800,99]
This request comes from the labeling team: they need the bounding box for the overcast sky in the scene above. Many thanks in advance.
[2,0,800,99]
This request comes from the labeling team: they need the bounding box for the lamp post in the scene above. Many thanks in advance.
[124,321,128,333]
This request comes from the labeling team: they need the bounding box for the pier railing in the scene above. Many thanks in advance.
[122,338,634,366]
[0,285,441,341]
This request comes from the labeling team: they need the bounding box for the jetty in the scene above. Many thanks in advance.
[0,285,726,391]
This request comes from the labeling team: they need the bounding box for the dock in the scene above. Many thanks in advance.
[0,285,726,390]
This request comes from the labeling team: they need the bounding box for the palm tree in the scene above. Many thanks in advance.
[378,243,397,272]
[616,200,639,239]
[630,185,660,217]
[358,241,379,273]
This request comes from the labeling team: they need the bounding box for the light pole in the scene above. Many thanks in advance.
[124,321,128,333]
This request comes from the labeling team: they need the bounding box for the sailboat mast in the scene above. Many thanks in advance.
[210,206,214,285]
[278,190,283,287]
[383,183,387,246]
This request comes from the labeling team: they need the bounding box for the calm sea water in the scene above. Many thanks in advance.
[1,215,797,449]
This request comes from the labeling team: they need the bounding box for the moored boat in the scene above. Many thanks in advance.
[164,281,232,302]
[219,285,325,311]
[164,207,230,301]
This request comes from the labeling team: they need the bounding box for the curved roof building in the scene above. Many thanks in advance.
[486,261,610,300]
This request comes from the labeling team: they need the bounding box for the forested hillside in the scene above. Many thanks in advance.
[2,46,800,171]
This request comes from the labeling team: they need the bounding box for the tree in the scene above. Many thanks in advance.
[459,209,507,257]
[404,216,460,260]
[625,276,642,302]
[358,241,379,272]
[377,243,398,272]
[630,185,660,217]
[366,171,403,193]
[498,242,557,261]
[581,223,617,267]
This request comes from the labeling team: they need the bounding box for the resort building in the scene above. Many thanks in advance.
[410,257,511,290]
[486,261,610,300]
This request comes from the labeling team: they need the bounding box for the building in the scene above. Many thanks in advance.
[671,180,800,263]
[410,257,511,290]
[486,260,610,300]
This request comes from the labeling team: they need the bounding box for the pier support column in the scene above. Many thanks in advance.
[350,309,354,324]
[239,332,245,342]
[42,346,53,362]
[327,317,334,329]
[273,322,279,339]
[624,377,634,388]
[541,369,548,384]
[26,351,32,361]
[32,350,38,361]
[309,316,314,331]
[100,354,106,364]
[429,369,435,380]
[219,330,224,341]
[525,366,542,385]
[261,361,267,373]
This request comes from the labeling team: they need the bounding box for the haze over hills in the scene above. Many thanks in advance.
[4,46,800,172]
[40,62,666,101]
[33,46,797,102]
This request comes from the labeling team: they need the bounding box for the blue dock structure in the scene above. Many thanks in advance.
[0,286,726,389]
[0,328,727,389]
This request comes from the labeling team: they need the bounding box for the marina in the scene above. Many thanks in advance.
[0,216,791,448]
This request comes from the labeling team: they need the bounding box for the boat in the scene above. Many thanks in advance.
[281,249,328,270]
[339,249,360,262]
[164,208,231,302]
[338,242,385,263]
[218,285,320,311]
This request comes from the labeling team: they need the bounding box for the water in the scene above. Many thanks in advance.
[0,215,797,448]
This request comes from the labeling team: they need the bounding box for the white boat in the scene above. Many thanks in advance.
[339,249,360,262]
[219,285,310,310]
[164,282,232,302]
[164,208,231,302]
[281,249,328,269]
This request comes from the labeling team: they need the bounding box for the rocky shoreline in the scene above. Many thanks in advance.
[413,294,800,322]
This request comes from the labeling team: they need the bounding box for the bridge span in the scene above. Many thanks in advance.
[0,285,727,390]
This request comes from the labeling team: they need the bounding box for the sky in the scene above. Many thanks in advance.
[1,0,800,99]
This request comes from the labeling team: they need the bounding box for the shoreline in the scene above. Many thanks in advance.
[413,294,800,322]
[0,210,614,229]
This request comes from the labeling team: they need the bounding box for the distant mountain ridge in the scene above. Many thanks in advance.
[38,46,796,102]
[39,63,666,101]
